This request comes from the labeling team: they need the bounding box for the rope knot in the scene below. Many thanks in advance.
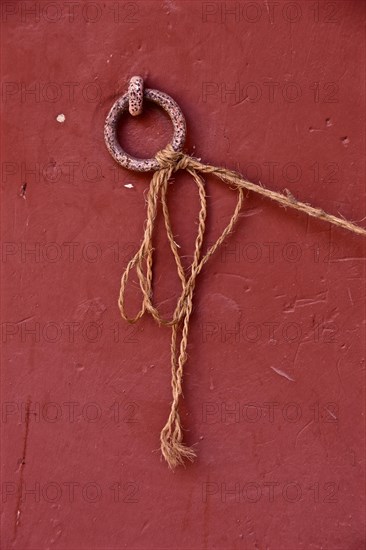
[155,144,190,171]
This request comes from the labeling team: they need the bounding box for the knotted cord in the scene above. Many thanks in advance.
[118,144,365,469]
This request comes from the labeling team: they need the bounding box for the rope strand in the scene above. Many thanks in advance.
[118,144,366,469]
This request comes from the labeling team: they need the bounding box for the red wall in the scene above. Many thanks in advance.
[1,1,365,549]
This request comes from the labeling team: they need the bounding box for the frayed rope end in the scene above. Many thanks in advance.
[161,441,196,470]
[160,431,196,469]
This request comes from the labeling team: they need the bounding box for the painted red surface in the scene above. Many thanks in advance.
[1,1,365,549]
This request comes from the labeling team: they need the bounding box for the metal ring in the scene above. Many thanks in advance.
[128,76,144,116]
[104,88,186,172]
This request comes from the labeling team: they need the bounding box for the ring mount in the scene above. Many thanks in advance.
[104,86,186,172]
[128,76,144,116]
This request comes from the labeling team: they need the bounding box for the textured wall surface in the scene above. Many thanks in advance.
[1,1,365,549]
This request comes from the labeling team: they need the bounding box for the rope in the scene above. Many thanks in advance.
[118,144,365,469]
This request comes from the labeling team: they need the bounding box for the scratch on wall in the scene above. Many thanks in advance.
[13,398,31,541]
[270,366,295,382]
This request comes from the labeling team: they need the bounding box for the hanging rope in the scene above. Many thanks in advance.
[117,144,365,469]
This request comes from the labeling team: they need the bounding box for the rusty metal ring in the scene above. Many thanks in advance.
[104,88,186,172]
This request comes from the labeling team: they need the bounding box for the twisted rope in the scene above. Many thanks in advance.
[118,144,365,469]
